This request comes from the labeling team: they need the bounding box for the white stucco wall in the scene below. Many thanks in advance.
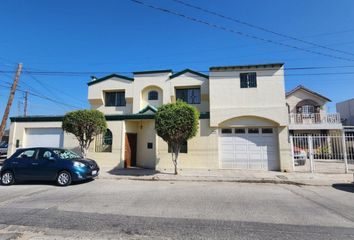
[156,119,219,171]
[88,71,209,115]
[209,66,288,127]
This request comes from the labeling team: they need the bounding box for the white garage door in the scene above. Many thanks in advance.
[25,128,64,148]
[220,128,278,170]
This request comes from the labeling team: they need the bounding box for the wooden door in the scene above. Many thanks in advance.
[124,133,137,168]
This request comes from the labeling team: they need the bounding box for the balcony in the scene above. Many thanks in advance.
[289,113,342,130]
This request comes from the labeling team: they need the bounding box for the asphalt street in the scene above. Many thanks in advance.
[0,179,354,239]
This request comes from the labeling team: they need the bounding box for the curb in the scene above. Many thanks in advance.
[98,175,308,186]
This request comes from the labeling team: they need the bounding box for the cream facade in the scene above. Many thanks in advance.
[286,85,342,134]
[8,64,295,172]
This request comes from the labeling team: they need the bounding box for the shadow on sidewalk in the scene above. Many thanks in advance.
[332,183,354,193]
[107,167,173,177]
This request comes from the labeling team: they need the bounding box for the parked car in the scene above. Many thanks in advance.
[0,142,8,157]
[0,147,99,186]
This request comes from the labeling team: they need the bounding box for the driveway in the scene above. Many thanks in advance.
[0,179,354,239]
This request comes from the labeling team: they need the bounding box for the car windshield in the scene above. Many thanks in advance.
[52,149,82,160]
[0,142,7,148]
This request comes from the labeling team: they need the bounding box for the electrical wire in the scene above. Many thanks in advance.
[171,0,354,57]
[128,0,354,62]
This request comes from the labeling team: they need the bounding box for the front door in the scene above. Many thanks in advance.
[124,133,137,168]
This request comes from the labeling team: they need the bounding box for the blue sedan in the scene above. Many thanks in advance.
[0,148,99,186]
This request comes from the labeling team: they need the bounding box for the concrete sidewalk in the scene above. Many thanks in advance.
[99,167,354,186]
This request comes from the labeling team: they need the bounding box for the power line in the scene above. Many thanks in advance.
[171,0,354,57]
[128,0,354,62]
[0,83,82,109]
[23,68,86,105]
[3,64,354,75]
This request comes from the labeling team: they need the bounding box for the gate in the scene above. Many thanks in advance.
[291,134,354,173]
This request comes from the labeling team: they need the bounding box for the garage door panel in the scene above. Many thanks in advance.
[220,128,278,170]
[25,128,64,148]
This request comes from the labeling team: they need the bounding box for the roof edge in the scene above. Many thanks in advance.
[11,112,211,122]
[133,69,172,75]
[210,63,284,71]
[87,74,134,86]
[286,85,331,102]
[169,69,209,79]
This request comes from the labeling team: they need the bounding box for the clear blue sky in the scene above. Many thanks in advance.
[1,0,354,124]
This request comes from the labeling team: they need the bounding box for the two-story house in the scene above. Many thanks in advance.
[286,85,342,135]
[7,63,292,172]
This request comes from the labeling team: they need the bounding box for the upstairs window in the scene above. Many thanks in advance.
[176,88,201,104]
[105,91,126,106]
[148,91,158,100]
[240,72,257,88]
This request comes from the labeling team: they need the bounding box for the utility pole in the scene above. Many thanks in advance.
[23,90,28,117]
[0,63,23,141]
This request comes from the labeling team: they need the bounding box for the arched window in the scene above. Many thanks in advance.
[148,90,158,100]
[95,129,112,152]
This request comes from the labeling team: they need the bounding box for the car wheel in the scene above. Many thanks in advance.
[56,171,72,186]
[1,170,15,186]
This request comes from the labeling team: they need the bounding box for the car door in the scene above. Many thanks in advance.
[34,149,60,180]
[11,149,38,180]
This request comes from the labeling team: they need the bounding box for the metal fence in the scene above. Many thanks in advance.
[290,134,354,173]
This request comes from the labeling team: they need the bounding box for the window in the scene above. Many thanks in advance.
[176,88,201,104]
[235,128,246,134]
[262,128,273,134]
[53,149,81,159]
[39,149,55,160]
[168,141,188,153]
[15,149,36,159]
[302,105,315,116]
[240,72,257,88]
[95,129,113,152]
[221,128,232,134]
[105,91,126,106]
[248,128,259,134]
[148,91,158,100]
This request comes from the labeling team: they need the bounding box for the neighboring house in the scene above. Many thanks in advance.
[286,85,342,135]
[8,63,292,171]
[336,98,354,134]
[336,98,354,126]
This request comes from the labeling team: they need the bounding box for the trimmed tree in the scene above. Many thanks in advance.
[155,101,199,175]
[62,109,107,157]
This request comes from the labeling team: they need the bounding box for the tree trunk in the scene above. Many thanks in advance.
[171,143,180,175]
[80,145,87,158]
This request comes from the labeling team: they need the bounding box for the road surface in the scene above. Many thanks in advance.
[0,179,354,239]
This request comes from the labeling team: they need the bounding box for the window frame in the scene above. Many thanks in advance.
[14,149,38,160]
[148,90,159,100]
[240,72,257,88]
[95,129,113,153]
[175,88,201,104]
[105,91,126,107]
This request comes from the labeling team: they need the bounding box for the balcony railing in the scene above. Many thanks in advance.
[289,113,341,125]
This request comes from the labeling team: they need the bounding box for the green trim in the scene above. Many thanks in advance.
[105,114,155,120]
[10,116,64,122]
[87,74,134,86]
[133,69,172,75]
[170,69,209,79]
[199,112,210,119]
[138,105,158,114]
[210,63,284,71]
[11,112,210,122]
